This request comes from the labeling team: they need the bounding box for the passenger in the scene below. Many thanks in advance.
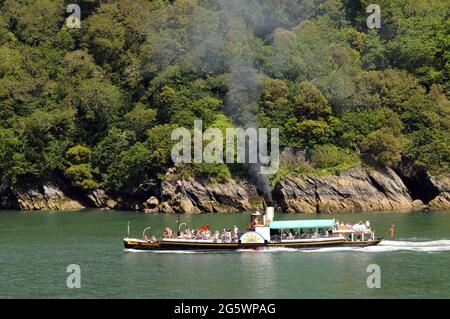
[151,235,157,242]
[144,234,149,241]
[221,229,227,241]
[390,224,395,238]
[233,225,239,238]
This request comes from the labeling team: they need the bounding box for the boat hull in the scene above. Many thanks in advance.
[342,238,384,247]
[123,237,367,251]
[267,238,346,249]
[124,239,240,251]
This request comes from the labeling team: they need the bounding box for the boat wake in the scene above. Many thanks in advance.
[366,240,450,253]
[301,240,450,253]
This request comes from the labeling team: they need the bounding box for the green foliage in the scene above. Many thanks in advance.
[0,128,22,184]
[288,119,336,148]
[93,128,135,174]
[338,107,403,147]
[11,0,64,46]
[66,145,92,165]
[173,163,232,183]
[293,82,332,120]
[68,78,124,143]
[0,0,448,191]
[65,164,98,190]
[407,128,450,176]
[311,144,360,172]
[270,159,315,187]
[360,128,406,167]
[104,124,177,193]
[123,104,157,140]
[83,3,126,71]
[65,145,98,190]
[104,141,151,193]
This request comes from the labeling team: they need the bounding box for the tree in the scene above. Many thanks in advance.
[93,128,135,174]
[286,119,335,149]
[105,124,177,193]
[360,128,405,167]
[12,0,64,46]
[83,3,126,70]
[0,128,22,184]
[65,145,98,190]
[69,78,124,143]
[312,144,360,170]
[293,82,331,120]
[123,104,157,140]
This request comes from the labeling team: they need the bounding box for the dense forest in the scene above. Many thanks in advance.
[0,0,448,198]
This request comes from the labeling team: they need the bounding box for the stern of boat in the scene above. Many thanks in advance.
[344,237,384,247]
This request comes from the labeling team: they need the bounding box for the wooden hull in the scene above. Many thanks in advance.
[342,238,384,247]
[123,237,369,251]
[267,238,346,249]
[124,239,240,251]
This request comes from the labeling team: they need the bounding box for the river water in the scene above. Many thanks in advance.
[1,209,449,298]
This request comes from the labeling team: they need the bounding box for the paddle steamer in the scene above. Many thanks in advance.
[123,206,383,251]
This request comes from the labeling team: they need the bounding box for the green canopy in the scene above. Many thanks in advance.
[269,219,335,230]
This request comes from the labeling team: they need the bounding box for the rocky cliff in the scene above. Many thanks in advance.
[0,184,84,211]
[156,178,263,213]
[273,166,414,213]
[428,175,450,210]
[1,167,449,213]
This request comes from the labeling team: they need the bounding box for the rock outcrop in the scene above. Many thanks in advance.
[1,168,449,213]
[86,189,118,210]
[0,184,84,211]
[273,166,414,213]
[428,175,450,210]
[157,178,263,213]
